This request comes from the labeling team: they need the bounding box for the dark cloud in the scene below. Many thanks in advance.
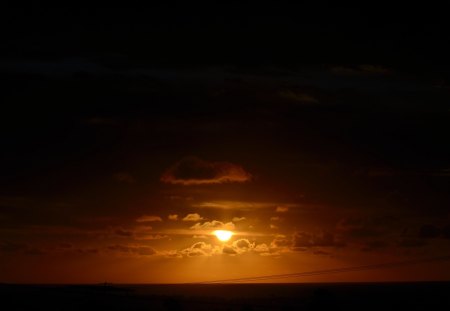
[292,231,340,248]
[416,224,450,240]
[337,216,398,239]
[114,228,134,237]
[270,231,344,253]
[231,239,255,254]
[0,241,28,253]
[107,244,156,256]
[443,225,450,239]
[361,240,390,252]
[397,239,428,248]
[222,245,238,255]
[331,64,391,76]
[113,172,136,184]
[271,234,292,248]
[160,156,251,185]
[278,90,318,103]
[419,224,441,239]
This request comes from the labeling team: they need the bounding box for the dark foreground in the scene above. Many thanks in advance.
[1,282,449,311]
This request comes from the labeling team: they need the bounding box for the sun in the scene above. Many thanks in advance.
[213,230,233,242]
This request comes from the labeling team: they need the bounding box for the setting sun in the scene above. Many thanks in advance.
[213,230,233,242]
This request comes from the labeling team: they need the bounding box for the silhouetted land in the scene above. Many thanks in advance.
[1,282,449,310]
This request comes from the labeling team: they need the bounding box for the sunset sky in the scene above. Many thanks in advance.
[1,5,450,283]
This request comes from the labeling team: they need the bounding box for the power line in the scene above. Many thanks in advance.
[195,255,450,284]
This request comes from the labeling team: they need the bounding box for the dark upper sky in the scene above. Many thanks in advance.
[1,4,450,283]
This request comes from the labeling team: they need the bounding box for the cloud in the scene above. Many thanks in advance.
[232,217,246,222]
[222,245,238,255]
[136,215,163,222]
[193,201,299,210]
[292,231,342,248]
[231,239,255,254]
[180,242,220,257]
[270,232,344,253]
[253,243,270,253]
[270,216,281,221]
[270,224,279,229]
[114,228,134,237]
[168,214,178,221]
[279,90,318,103]
[113,172,136,184]
[176,239,264,257]
[271,234,291,248]
[415,224,450,240]
[331,64,391,76]
[443,225,450,239]
[0,241,28,253]
[337,216,397,238]
[182,213,204,222]
[275,206,289,213]
[419,224,441,239]
[193,235,208,239]
[190,220,235,231]
[134,234,168,241]
[107,244,156,256]
[361,240,390,252]
[397,239,428,248]
[160,156,251,185]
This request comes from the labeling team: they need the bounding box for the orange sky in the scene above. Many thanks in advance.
[2,156,450,283]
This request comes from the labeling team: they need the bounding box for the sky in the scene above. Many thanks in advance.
[1,5,450,283]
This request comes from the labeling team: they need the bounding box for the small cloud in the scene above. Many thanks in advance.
[361,240,389,252]
[114,228,134,237]
[161,156,251,185]
[358,64,391,75]
[293,231,340,248]
[193,235,208,239]
[232,217,246,222]
[271,235,291,248]
[331,64,391,76]
[0,241,28,253]
[182,213,204,222]
[279,90,318,103]
[162,250,183,259]
[419,224,441,239]
[134,234,168,241]
[113,172,136,184]
[270,224,279,230]
[222,245,238,255]
[168,214,178,221]
[136,215,163,222]
[397,239,427,248]
[276,206,289,213]
[180,242,220,257]
[270,216,281,221]
[193,201,299,210]
[253,243,270,253]
[231,239,255,254]
[107,244,156,256]
[57,243,73,250]
[190,220,235,231]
